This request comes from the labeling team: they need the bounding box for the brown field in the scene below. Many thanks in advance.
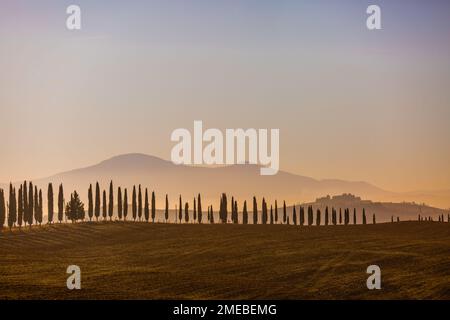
[0,222,449,300]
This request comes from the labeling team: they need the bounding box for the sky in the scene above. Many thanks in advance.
[1,0,450,192]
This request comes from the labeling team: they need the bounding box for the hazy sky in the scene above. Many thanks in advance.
[1,0,450,192]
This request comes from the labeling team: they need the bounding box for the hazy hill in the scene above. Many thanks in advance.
[295,194,449,223]
[1,153,450,211]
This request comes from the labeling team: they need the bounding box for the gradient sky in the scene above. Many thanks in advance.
[1,0,450,192]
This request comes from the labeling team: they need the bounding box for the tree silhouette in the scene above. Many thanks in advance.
[8,185,17,229]
[316,209,321,226]
[28,182,34,226]
[262,198,268,225]
[197,194,202,224]
[339,208,342,225]
[308,206,313,226]
[144,188,149,222]
[88,184,93,221]
[108,181,114,221]
[325,206,329,226]
[36,189,43,225]
[132,186,137,221]
[23,182,28,226]
[253,196,258,225]
[270,205,274,224]
[151,191,156,223]
[292,205,297,225]
[353,208,357,225]
[234,200,238,224]
[58,184,64,223]
[178,195,182,223]
[362,208,367,225]
[102,190,107,220]
[373,213,376,224]
[274,200,278,224]
[243,200,248,224]
[210,205,214,224]
[165,194,169,223]
[123,188,128,221]
[300,206,305,226]
[33,186,38,224]
[0,189,5,229]
[65,191,85,223]
[95,182,100,221]
[117,187,122,220]
[193,197,197,223]
[220,193,228,224]
[283,201,287,224]
[184,202,189,223]
[138,185,142,221]
[48,183,54,224]
[332,207,336,225]
[344,208,349,225]
[17,186,23,228]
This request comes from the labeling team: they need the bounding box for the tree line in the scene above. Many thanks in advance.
[1,181,449,230]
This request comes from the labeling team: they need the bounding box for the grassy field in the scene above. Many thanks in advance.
[0,222,449,299]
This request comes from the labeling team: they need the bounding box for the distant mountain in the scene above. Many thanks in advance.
[1,153,449,212]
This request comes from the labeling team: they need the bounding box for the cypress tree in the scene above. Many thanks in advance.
[123,188,128,221]
[362,208,367,225]
[117,187,122,220]
[178,195,182,223]
[138,185,142,221]
[102,190,107,220]
[151,191,156,223]
[193,197,197,222]
[332,207,336,225]
[234,200,238,224]
[391,216,394,223]
[108,181,114,221]
[243,200,248,224]
[262,198,267,224]
[28,182,34,226]
[373,213,376,224]
[292,205,297,225]
[353,208,357,225]
[270,205,274,224]
[18,186,23,228]
[8,185,17,229]
[300,206,305,226]
[95,182,100,221]
[58,184,64,223]
[325,206,329,226]
[308,206,313,226]
[184,202,189,223]
[210,205,214,224]
[23,182,28,226]
[34,186,38,224]
[144,188,149,222]
[220,193,228,224]
[344,208,349,225]
[0,189,5,229]
[48,183,54,224]
[132,186,137,221]
[253,196,258,225]
[88,184,93,221]
[165,194,169,223]
[316,209,321,226]
[37,189,43,225]
[197,194,202,224]
[283,201,287,224]
[339,208,342,225]
[274,200,278,224]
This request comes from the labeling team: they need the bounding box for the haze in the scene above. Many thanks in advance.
[1,0,450,194]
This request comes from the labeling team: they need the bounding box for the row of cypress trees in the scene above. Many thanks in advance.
[2,182,450,230]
